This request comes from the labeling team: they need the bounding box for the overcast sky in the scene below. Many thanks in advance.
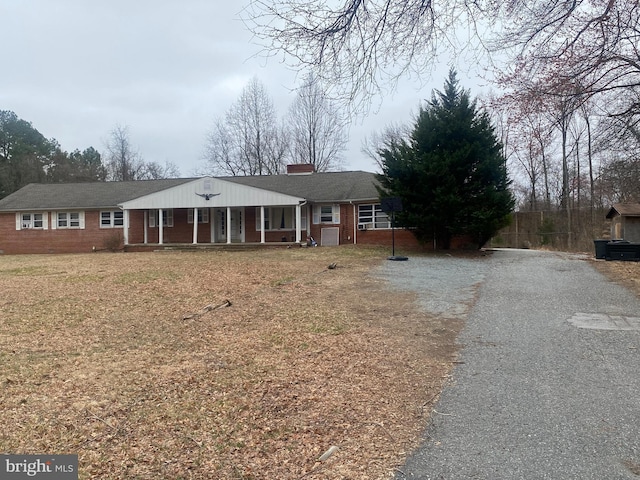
[1,0,483,176]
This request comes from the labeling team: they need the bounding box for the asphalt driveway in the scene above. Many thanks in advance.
[379,249,640,480]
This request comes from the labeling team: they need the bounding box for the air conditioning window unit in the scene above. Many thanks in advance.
[358,223,373,231]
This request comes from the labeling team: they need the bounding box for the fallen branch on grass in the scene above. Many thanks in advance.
[182,299,232,320]
[419,393,439,417]
[367,421,395,443]
[85,409,117,430]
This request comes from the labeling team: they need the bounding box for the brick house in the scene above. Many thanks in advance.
[0,167,420,254]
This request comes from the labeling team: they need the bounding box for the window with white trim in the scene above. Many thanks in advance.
[100,210,124,228]
[188,208,209,224]
[358,204,391,229]
[312,204,340,224]
[18,213,46,230]
[55,211,84,229]
[149,209,173,227]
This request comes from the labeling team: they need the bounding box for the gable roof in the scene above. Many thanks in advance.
[119,177,305,209]
[606,203,640,219]
[0,171,381,212]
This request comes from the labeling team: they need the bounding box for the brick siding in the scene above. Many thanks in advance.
[0,211,125,254]
[1,205,430,254]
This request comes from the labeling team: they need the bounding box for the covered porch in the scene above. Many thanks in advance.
[118,177,308,248]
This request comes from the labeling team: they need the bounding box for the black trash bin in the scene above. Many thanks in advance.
[605,240,640,261]
[594,239,609,259]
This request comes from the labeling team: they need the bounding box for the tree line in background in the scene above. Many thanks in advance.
[0,73,348,200]
[0,111,180,200]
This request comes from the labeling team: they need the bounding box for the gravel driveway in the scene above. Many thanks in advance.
[378,249,640,480]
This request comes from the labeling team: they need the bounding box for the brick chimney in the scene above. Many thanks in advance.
[287,163,315,175]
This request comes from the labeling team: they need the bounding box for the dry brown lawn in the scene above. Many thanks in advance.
[593,258,640,297]
[0,246,461,479]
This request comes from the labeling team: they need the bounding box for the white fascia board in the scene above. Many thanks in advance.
[119,177,305,210]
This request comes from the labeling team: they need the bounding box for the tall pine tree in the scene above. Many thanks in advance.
[377,69,514,248]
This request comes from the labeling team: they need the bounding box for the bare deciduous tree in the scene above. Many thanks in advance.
[243,0,470,110]
[105,125,180,181]
[361,122,411,171]
[244,0,640,116]
[105,125,146,181]
[491,93,556,211]
[143,160,181,180]
[203,77,288,176]
[287,73,347,171]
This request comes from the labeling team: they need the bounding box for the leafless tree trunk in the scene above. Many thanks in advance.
[582,106,595,222]
[105,125,145,181]
[203,77,288,176]
[287,73,347,171]
[105,125,180,180]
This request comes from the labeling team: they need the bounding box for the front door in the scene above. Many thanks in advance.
[215,208,244,243]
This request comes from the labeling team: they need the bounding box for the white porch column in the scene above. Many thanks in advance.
[295,204,301,243]
[260,206,266,244]
[123,209,129,245]
[143,210,148,244]
[210,209,216,243]
[226,207,232,244]
[158,208,164,245]
[192,207,199,244]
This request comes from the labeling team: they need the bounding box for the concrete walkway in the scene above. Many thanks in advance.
[383,249,640,480]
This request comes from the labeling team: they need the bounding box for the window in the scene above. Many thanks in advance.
[312,204,340,224]
[188,209,209,224]
[358,204,391,229]
[217,209,226,236]
[55,212,84,229]
[101,210,124,228]
[256,207,271,231]
[300,207,307,230]
[320,205,333,223]
[18,213,45,230]
[149,209,173,228]
[256,207,299,230]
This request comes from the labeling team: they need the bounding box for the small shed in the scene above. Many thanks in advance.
[606,203,640,242]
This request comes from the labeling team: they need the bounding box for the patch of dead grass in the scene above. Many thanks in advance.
[0,246,461,479]
[592,259,640,295]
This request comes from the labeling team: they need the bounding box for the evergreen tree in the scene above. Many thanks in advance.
[0,110,51,198]
[377,69,514,249]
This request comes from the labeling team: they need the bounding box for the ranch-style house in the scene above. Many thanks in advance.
[0,165,420,255]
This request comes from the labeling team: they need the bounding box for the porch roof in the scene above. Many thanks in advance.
[119,177,305,209]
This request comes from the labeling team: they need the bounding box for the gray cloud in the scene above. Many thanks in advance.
[0,1,461,175]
